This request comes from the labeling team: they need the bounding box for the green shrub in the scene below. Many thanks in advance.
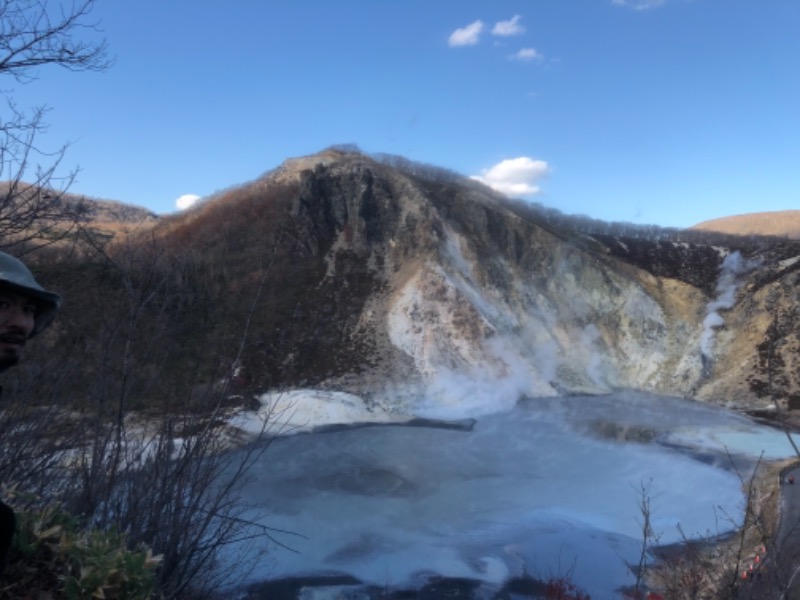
[3,496,161,599]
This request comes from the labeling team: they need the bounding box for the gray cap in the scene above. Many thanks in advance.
[0,251,61,336]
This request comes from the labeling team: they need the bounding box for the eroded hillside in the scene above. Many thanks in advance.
[23,149,800,417]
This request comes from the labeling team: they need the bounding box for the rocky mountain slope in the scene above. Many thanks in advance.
[31,149,800,419]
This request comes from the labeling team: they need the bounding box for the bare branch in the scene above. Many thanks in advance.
[0,0,109,248]
[0,0,110,81]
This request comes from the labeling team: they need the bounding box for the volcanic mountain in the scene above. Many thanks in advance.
[27,148,800,419]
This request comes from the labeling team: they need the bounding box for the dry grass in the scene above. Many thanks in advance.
[692,210,800,240]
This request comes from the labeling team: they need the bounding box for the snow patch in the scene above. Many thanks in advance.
[779,254,800,270]
[230,389,407,436]
[700,251,760,359]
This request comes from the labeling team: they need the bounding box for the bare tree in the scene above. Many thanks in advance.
[630,479,658,596]
[762,315,800,457]
[0,229,300,597]
[0,0,110,248]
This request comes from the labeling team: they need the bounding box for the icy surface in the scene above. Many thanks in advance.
[666,424,800,460]
[224,392,798,597]
[229,389,406,436]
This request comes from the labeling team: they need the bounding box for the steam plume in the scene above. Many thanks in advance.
[700,251,759,359]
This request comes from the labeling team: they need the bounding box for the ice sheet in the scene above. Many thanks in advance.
[221,393,792,596]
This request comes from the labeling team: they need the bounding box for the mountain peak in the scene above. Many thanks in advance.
[264,147,365,185]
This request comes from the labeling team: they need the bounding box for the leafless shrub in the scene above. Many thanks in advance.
[0,0,111,250]
[0,235,288,597]
[629,479,659,596]
[640,453,785,600]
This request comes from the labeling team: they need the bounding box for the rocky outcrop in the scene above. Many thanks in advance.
[48,149,796,419]
[209,150,798,416]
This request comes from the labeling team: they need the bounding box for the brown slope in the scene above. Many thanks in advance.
[691,210,800,240]
[0,181,158,248]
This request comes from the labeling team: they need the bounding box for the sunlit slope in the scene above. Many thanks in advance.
[692,210,800,240]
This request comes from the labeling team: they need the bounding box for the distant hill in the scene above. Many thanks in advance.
[0,181,158,246]
[0,182,156,223]
[691,210,800,240]
[75,196,159,238]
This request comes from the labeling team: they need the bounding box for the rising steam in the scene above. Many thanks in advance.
[700,251,759,359]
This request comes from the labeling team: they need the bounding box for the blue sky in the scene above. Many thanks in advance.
[9,0,800,227]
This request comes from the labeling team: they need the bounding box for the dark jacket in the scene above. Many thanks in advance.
[0,385,15,575]
[0,499,13,575]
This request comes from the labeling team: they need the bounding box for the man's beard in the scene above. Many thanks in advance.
[0,333,26,373]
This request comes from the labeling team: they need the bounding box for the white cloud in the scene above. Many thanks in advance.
[471,157,550,197]
[611,0,667,10]
[492,15,525,37]
[448,20,484,47]
[175,194,201,210]
[510,48,543,62]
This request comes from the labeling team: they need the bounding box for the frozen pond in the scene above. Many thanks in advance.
[228,392,799,597]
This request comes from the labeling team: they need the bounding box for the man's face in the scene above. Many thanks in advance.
[0,290,37,372]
